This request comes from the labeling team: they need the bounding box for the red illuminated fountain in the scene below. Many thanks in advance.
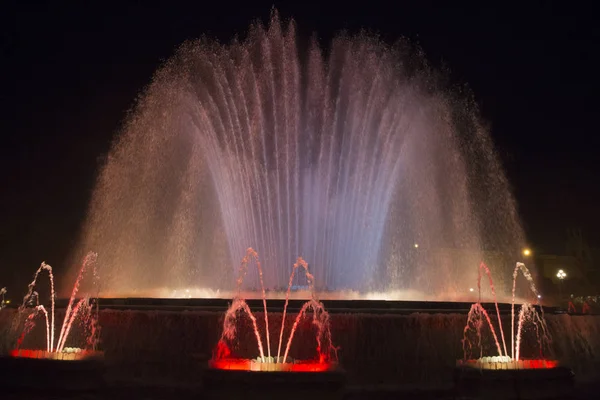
[459,262,557,370]
[10,252,102,362]
[455,262,573,399]
[209,248,337,373]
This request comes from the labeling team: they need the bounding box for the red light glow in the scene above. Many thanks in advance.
[209,358,335,372]
[10,349,103,361]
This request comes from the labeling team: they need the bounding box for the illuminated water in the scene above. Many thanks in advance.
[462,262,552,364]
[214,249,334,366]
[73,11,525,298]
[14,253,100,353]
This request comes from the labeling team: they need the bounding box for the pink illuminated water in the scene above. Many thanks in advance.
[463,302,503,358]
[236,248,271,359]
[15,252,99,354]
[220,298,267,361]
[510,262,541,360]
[76,11,526,299]
[477,262,507,357]
[515,303,536,361]
[277,257,314,361]
[216,248,335,366]
[21,262,56,350]
[464,261,550,363]
[56,252,99,352]
[282,298,331,363]
[15,305,50,351]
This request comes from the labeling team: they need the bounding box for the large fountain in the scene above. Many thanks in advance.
[1,11,599,400]
[71,10,525,301]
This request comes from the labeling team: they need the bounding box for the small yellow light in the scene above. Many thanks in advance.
[414,243,419,248]
[5,300,10,304]
[523,248,531,257]
[469,288,474,292]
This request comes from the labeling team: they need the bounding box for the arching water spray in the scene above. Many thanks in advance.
[219,298,266,362]
[478,262,507,356]
[282,298,330,363]
[463,261,551,364]
[510,262,542,360]
[214,249,335,369]
[236,248,271,358]
[14,252,99,353]
[277,257,314,361]
[75,10,525,298]
[463,302,503,358]
[21,263,55,351]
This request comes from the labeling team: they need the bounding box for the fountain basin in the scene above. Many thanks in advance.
[10,348,104,361]
[204,360,345,400]
[0,351,106,391]
[457,358,560,370]
[454,360,574,400]
[209,357,337,372]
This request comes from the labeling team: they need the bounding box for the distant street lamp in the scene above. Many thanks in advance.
[522,248,532,257]
[556,269,567,300]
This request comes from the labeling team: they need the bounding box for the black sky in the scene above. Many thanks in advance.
[1,1,599,291]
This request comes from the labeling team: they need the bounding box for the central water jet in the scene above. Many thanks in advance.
[75,10,525,299]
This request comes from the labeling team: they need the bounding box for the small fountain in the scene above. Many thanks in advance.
[458,262,555,370]
[9,252,102,361]
[455,262,573,399]
[209,248,337,372]
[205,249,343,399]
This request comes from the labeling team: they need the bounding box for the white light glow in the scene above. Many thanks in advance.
[95,287,530,304]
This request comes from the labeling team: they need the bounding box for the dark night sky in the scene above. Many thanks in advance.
[1,1,599,291]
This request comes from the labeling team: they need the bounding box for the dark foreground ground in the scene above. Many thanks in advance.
[1,380,599,400]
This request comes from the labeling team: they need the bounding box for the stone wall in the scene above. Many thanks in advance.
[1,308,599,388]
